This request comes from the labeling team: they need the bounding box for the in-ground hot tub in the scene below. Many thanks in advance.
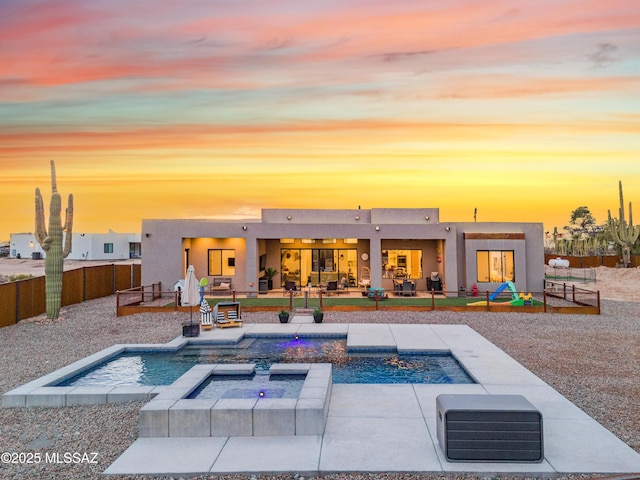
[139,363,332,437]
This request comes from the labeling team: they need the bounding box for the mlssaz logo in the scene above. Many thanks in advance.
[45,452,99,464]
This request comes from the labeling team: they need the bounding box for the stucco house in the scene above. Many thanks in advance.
[9,231,141,261]
[142,208,544,296]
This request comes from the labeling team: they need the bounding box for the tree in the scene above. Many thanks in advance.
[565,206,603,238]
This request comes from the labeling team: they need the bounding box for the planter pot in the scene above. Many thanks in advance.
[279,314,289,323]
[313,313,323,323]
[182,323,200,337]
[267,279,274,290]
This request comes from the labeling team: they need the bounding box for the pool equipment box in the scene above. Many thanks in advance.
[436,394,543,463]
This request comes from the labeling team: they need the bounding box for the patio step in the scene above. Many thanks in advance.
[290,314,313,324]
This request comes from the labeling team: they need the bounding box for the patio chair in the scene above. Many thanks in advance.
[200,301,213,330]
[213,302,242,328]
[283,281,300,296]
[427,272,442,292]
[402,280,416,297]
[358,267,371,289]
[338,276,348,294]
[325,280,338,295]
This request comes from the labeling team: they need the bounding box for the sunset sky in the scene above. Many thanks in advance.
[2,0,639,240]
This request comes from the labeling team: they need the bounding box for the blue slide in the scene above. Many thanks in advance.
[488,282,509,301]
[489,281,518,301]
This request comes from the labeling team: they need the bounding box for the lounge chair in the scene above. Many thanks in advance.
[200,301,213,330]
[213,302,242,328]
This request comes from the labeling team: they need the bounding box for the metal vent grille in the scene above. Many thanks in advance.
[437,394,543,463]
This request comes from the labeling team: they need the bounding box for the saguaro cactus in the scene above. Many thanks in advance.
[607,180,639,267]
[35,160,74,319]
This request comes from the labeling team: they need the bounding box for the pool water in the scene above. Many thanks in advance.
[58,337,474,387]
[187,374,306,400]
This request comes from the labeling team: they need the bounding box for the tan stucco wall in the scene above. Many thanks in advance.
[141,210,543,295]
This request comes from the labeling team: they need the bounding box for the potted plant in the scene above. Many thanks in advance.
[312,307,323,323]
[278,309,290,323]
[264,267,278,290]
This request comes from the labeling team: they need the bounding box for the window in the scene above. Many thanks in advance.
[476,251,514,283]
[104,243,114,254]
[208,249,236,276]
[280,248,357,287]
[382,249,423,279]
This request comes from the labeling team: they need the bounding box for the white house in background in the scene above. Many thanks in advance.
[9,230,141,261]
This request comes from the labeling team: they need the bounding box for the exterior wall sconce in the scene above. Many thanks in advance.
[242,225,247,231]
[425,216,429,221]
[145,233,151,238]
[287,215,292,220]
[355,215,360,221]
[445,227,451,231]
[375,226,380,231]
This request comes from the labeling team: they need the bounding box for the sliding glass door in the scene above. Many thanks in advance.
[281,248,357,286]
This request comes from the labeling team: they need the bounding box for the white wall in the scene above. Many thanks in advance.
[9,232,141,260]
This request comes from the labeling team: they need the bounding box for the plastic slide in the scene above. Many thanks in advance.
[468,281,530,306]
[489,282,507,301]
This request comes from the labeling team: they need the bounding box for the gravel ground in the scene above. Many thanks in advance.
[0,295,638,480]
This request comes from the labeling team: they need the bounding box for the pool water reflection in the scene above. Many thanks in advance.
[58,337,474,387]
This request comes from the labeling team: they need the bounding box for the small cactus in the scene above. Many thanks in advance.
[35,160,74,319]
[606,181,639,267]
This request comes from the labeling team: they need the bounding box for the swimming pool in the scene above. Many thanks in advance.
[57,337,474,386]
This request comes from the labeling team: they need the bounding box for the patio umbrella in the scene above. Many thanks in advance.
[183,265,200,325]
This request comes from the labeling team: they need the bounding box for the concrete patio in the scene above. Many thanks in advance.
[102,319,640,476]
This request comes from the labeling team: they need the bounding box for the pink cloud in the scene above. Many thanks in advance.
[2,0,639,93]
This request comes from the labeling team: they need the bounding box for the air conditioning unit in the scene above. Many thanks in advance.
[436,394,543,463]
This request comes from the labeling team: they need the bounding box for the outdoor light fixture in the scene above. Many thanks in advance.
[355,215,360,220]
[145,233,151,238]
[259,391,265,397]
[242,225,247,230]
[445,227,451,231]
[425,216,429,221]
[287,215,292,220]
[375,226,380,231]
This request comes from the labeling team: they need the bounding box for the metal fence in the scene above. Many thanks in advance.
[543,280,601,309]
[115,286,601,317]
[0,264,141,328]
